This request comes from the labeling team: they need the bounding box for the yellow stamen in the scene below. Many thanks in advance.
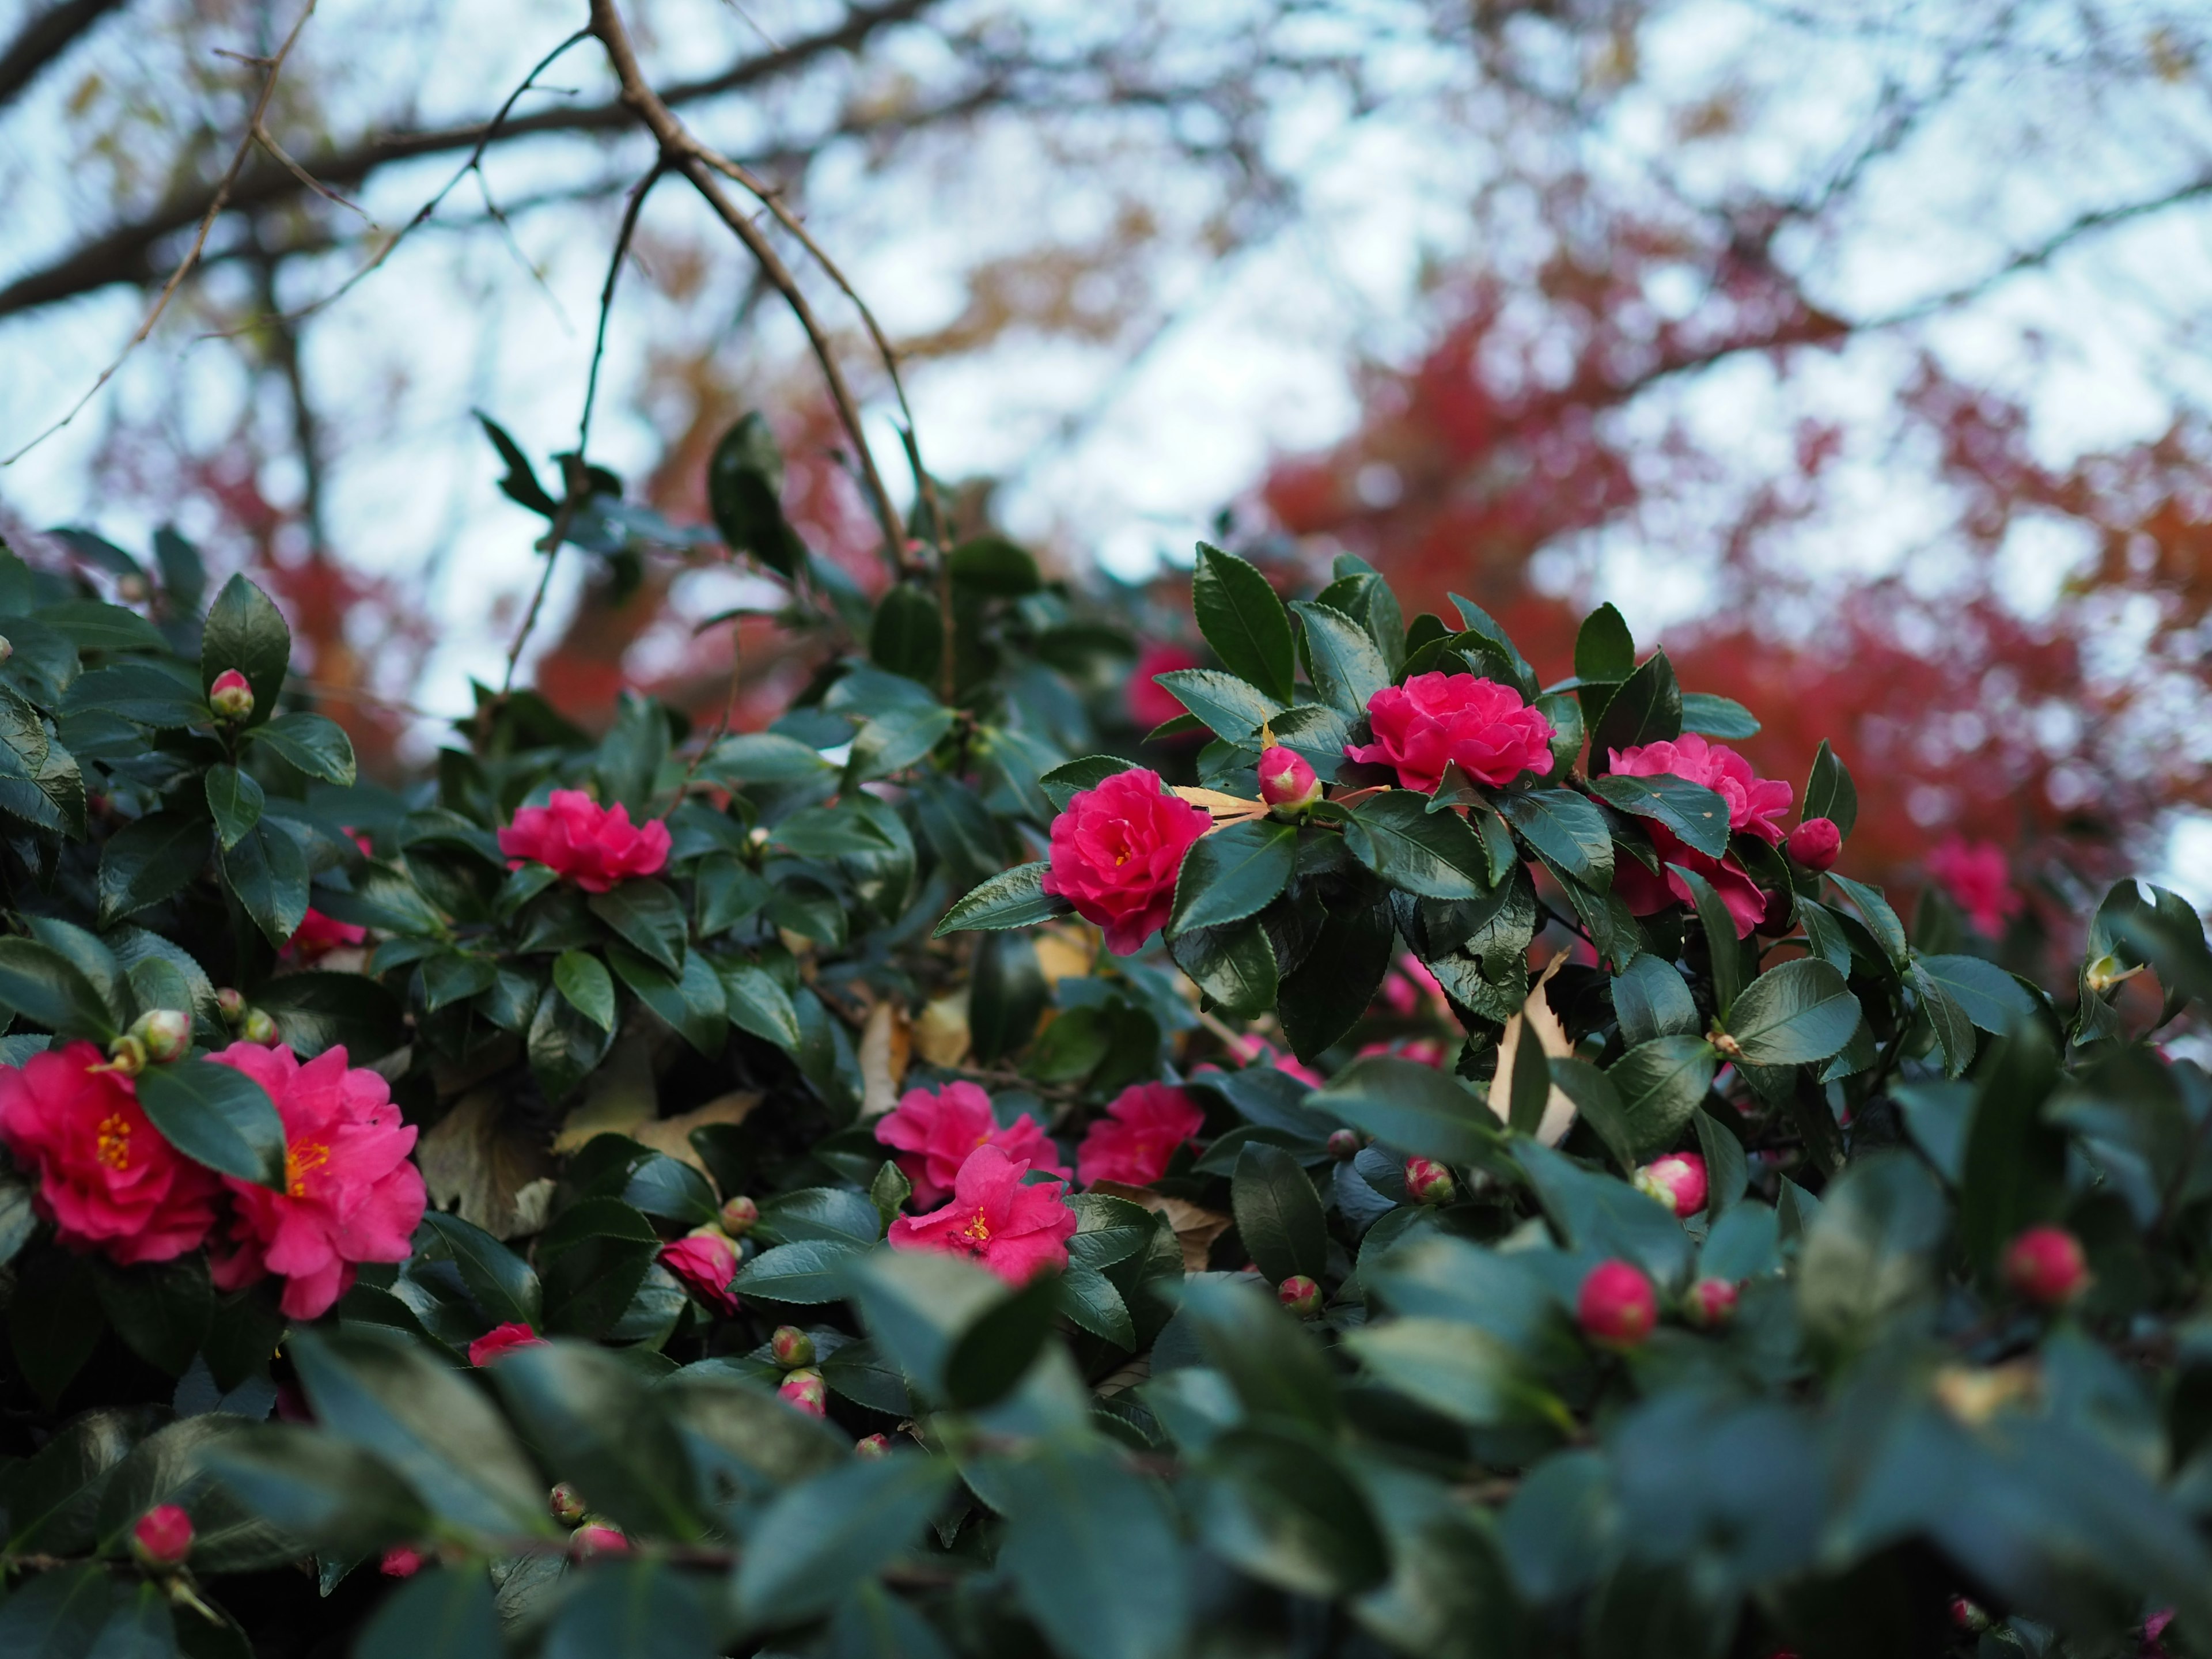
[286,1140,331,1198]
[95,1113,131,1171]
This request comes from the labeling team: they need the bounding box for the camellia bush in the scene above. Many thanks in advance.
[0,430,2210,1659]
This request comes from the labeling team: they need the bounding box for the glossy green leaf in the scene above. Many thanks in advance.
[997,1444,1191,1659]
[719,959,802,1052]
[734,1453,955,1630]
[222,818,311,948]
[199,573,289,728]
[1679,692,1760,739]
[1802,740,1857,839]
[1193,541,1296,703]
[1588,649,1681,771]
[554,949,617,1031]
[490,1341,705,1540]
[204,764,264,851]
[96,813,211,926]
[1575,603,1635,683]
[1722,957,1859,1066]
[1232,1141,1327,1285]
[1168,817,1295,935]
[1151,667,1284,744]
[1914,953,2037,1035]
[1500,789,1613,888]
[354,1567,502,1659]
[253,971,404,1062]
[0,934,118,1040]
[135,1058,285,1189]
[243,711,357,785]
[586,878,686,974]
[1344,790,1489,899]
[1605,1036,1717,1161]
[934,861,1072,935]
[1587,772,1730,859]
[1292,599,1391,716]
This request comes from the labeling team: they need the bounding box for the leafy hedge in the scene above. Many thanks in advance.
[0,428,2210,1659]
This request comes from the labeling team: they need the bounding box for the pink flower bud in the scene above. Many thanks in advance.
[779,1368,827,1416]
[378,1546,426,1578]
[1326,1128,1362,1162]
[1404,1156,1457,1206]
[770,1325,816,1369]
[130,1009,192,1066]
[570,1523,629,1559]
[1277,1274,1322,1319]
[1785,816,1842,872]
[1634,1152,1708,1218]
[1683,1277,1738,1328]
[1257,746,1322,815]
[240,1008,280,1047]
[1950,1598,1988,1633]
[2002,1225,2088,1305]
[215,987,247,1024]
[549,1482,588,1524]
[131,1503,192,1569]
[854,1434,892,1460]
[718,1194,760,1236]
[209,668,255,721]
[1577,1259,1657,1348]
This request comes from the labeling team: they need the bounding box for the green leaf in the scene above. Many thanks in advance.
[771,804,897,859]
[1177,1275,1341,1433]
[554,949,617,1031]
[1914,953,2037,1035]
[7,1254,107,1411]
[1611,953,1699,1046]
[1802,740,1857,839]
[0,1564,129,1655]
[38,599,165,654]
[243,711,357,785]
[490,1341,705,1540]
[222,818,311,948]
[694,853,771,936]
[996,1444,1191,1659]
[1679,692,1760,739]
[1193,541,1296,703]
[1605,1036,1718,1161]
[0,934,118,1039]
[252,971,404,1062]
[1344,790,1489,899]
[871,584,944,687]
[476,411,558,516]
[1828,873,1908,968]
[527,983,614,1103]
[948,533,1041,594]
[355,1567,502,1659]
[61,662,207,727]
[718,960,802,1052]
[707,411,801,576]
[1168,818,1295,936]
[1908,959,1978,1078]
[1722,957,1860,1066]
[204,764,264,851]
[843,1248,1054,1404]
[968,930,1046,1062]
[1507,1024,1552,1137]
[1513,1141,1692,1284]
[756,1187,882,1248]
[732,1239,870,1305]
[586,877,687,974]
[90,1255,210,1376]
[135,1058,286,1188]
[1797,1152,1946,1351]
[701,730,834,785]
[203,1424,426,1562]
[1193,1429,1389,1597]
[1165,916,1278,1017]
[1056,1260,1137,1346]
[96,813,211,926]
[846,702,956,781]
[934,861,1071,935]
[1499,789,1613,888]
[1575,602,1635,683]
[608,944,727,1056]
[1589,649,1681,771]
[199,573,289,728]
[1671,862,1744,1017]
[1292,599,1392,716]
[1586,772,1731,859]
[1956,1024,2066,1276]
[1311,1054,1498,1165]
[1694,1108,1749,1215]
[1346,1319,1569,1432]
[1277,875,1394,1060]
[1232,1142,1328,1284]
[1151,668,1285,744]
[734,1454,956,1629]
[419,1211,540,1328]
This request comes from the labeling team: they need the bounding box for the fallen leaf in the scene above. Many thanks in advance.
[1488,952,1576,1145]
[419,1088,559,1240]
[858,999,911,1119]
[552,1032,657,1153]
[1033,925,1096,986]
[633,1090,762,1181]
[912,988,970,1068]
[1093,1180,1231,1272]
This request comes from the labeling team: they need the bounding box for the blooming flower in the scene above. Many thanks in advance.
[1635,1152,1708,1218]
[1577,1259,1657,1348]
[1345,672,1554,793]
[203,1043,426,1320]
[286,908,368,961]
[887,1145,1078,1284]
[1376,954,1446,1018]
[131,1505,193,1569]
[873,1080,1067,1209]
[660,1233,740,1317]
[467,1322,548,1366]
[1041,768,1211,955]
[1075,1082,1206,1188]
[497,789,671,893]
[1128,643,1205,736]
[1927,835,2024,937]
[1607,734,1794,939]
[0,1041,221,1265]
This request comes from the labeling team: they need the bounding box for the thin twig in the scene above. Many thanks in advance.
[3,0,319,466]
[578,160,666,452]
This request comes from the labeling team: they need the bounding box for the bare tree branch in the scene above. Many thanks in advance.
[0,0,124,107]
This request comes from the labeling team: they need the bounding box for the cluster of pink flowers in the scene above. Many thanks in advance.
[1607,733,1794,939]
[1076,1083,1205,1188]
[1346,672,1554,792]
[874,1080,1067,1207]
[498,789,672,893]
[888,1145,1078,1284]
[0,1041,426,1320]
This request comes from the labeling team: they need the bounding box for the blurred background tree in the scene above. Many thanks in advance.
[0,0,2207,934]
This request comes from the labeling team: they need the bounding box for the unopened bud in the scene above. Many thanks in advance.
[2084,953,2145,995]
[854,1434,892,1460]
[0,635,14,665]
[130,1009,192,1066]
[569,1522,628,1559]
[2003,1225,2088,1305]
[718,1194,760,1237]
[770,1325,816,1369]
[549,1482,588,1525]
[101,1035,147,1076]
[131,1503,192,1570]
[1950,1597,1989,1633]
[1785,817,1842,872]
[1257,745,1323,817]
[240,1008,280,1047]
[778,1368,827,1417]
[1634,1152,1708,1218]
[1577,1259,1657,1349]
[1404,1156,1457,1206]
[1277,1274,1322,1319]
[208,668,255,721]
[1683,1277,1738,1329]
[215,987,247,1024]
[1326,1128,1361,1162]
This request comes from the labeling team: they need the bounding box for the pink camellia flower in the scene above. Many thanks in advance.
[1578,1259,1657,1348]
[1129,643,1205,736]
[1208,1035,1324,1089]
[286,908,368,961]
[202,1043,426,1320]
[873,1080,1067,1209]
[1257,746,1323,815]
[1076,1082,1206,1188]
[1635,1152,1708,1218]
[1684,1277,1739,1328]
[1607,734,1793,939]
[887,1144,1078,1284]
[379,1546,426,1578]
[467,1321,548,1367]
[0,1042,221,1265]
[1927,835,2024,937]
[659,1233,739,1317]
[497,789,672,893]
[131,1504,193,1569]
[1376,954,1445,1018]
[1785,817,1842,872]
[1042,768,1212,955]
[2002,1225,2088,1305]
[1345,673,1554,793]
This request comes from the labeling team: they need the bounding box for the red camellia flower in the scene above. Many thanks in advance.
[1344,672,1554,792]
[1128,643,1205,735]
[1577,1259,1657,1347]
[887,1144,1078,1283]
[1075,1082,1206,1188]
[204,1043,427,1320]
[660,1233,740,1317]
[1635,1152,1708,1218]
[873,1080,1067,1209]
[2003,1224,2088,1305]
[467,1321,548,1367]
[1927,835,2024,937]
[286,907,368,961]
[131,1504,193,1569]
[1042,768,1211,955]
[497,788,672,893]
[379,1546,426,1578]
[0,1041,221,1264]
[1607,734,1793,939]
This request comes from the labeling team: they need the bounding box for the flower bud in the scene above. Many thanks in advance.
[770,1325,816,1369]
[129,1008,192,1066]
[570,1522,629,1558]
[1950,1597,1989,1633]
[854,1434,892,1460]
[718,1194,760,1236]
[1257,746,1323,816]
[116,574,148,604]
[1683,1277,1738,1328]
[1277,1274,1322,1319]
[778,1368,827,1417]
[215,987,247,1024]
[0,635,14,665]
[130,1503,192,1570]
[1326,1128,1362,1162]
[1404,1156,1457,1206]
[240,1007,280,1047]
[1785,817,1842,872]
[549,1482,588,1525]
[208,668,255,721]
[378,1546,425,1578]
[1577,1259,1657,1349]
[1634,1152,1708,1218]
[2002,1225,2088,1305]
[101,1035,147,1077]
